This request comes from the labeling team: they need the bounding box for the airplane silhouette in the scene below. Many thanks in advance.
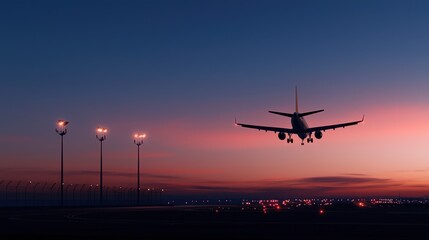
[235,87,364,145]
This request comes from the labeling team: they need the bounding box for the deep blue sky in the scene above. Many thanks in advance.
[2,1,428,107]
[1,1,429,197]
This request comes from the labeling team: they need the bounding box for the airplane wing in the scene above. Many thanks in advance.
[235,121,296,134]
[306,115,364,133]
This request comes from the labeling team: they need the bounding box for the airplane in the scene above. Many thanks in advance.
[235,87,364,145]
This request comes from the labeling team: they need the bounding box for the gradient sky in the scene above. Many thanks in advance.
[1,0,429,198]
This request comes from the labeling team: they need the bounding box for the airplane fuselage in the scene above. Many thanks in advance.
[291,112,309,140]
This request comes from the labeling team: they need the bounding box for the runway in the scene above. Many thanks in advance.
[2,205,429,239]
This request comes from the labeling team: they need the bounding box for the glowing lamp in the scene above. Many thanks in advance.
[57,120,69,127]
[134,133,146,139]
[96,127,108,133]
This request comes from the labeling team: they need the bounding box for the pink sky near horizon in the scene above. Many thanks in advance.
[1,100,429,197]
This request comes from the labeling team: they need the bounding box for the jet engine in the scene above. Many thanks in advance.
[315,131,323,139]
[278,132,286,140]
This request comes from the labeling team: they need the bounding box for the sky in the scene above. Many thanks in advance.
[1,0,429,199]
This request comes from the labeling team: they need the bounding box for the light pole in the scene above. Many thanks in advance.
[55,119,69,207]
[133,133,146,206]
[96,127,107,206]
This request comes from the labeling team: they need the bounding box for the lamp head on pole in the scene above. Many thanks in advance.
[96,127,108,141]
[55,119,69,135]
[133,133,146,146]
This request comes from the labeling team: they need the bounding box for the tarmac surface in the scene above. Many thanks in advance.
[1,205,429,239]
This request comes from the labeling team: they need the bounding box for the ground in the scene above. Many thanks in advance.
[1,205,428,239]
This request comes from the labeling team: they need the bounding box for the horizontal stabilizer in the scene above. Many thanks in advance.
[298,109,324,117]
[268,111,294,118]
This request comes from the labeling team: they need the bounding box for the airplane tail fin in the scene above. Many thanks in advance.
[295,86,298,113]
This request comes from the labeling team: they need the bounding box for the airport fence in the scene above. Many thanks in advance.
[0,180,164,207]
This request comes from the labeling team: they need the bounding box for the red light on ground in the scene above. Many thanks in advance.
[319,209,325,215]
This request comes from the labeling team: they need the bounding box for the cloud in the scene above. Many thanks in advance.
[344,173,367,176]
[407,184,429,188]
[297,176,389,185]
[151,175,402,197]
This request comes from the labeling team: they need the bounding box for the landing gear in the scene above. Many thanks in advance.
[303,137,314,145]
[287,134,293,143]
[307,133,314,143]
